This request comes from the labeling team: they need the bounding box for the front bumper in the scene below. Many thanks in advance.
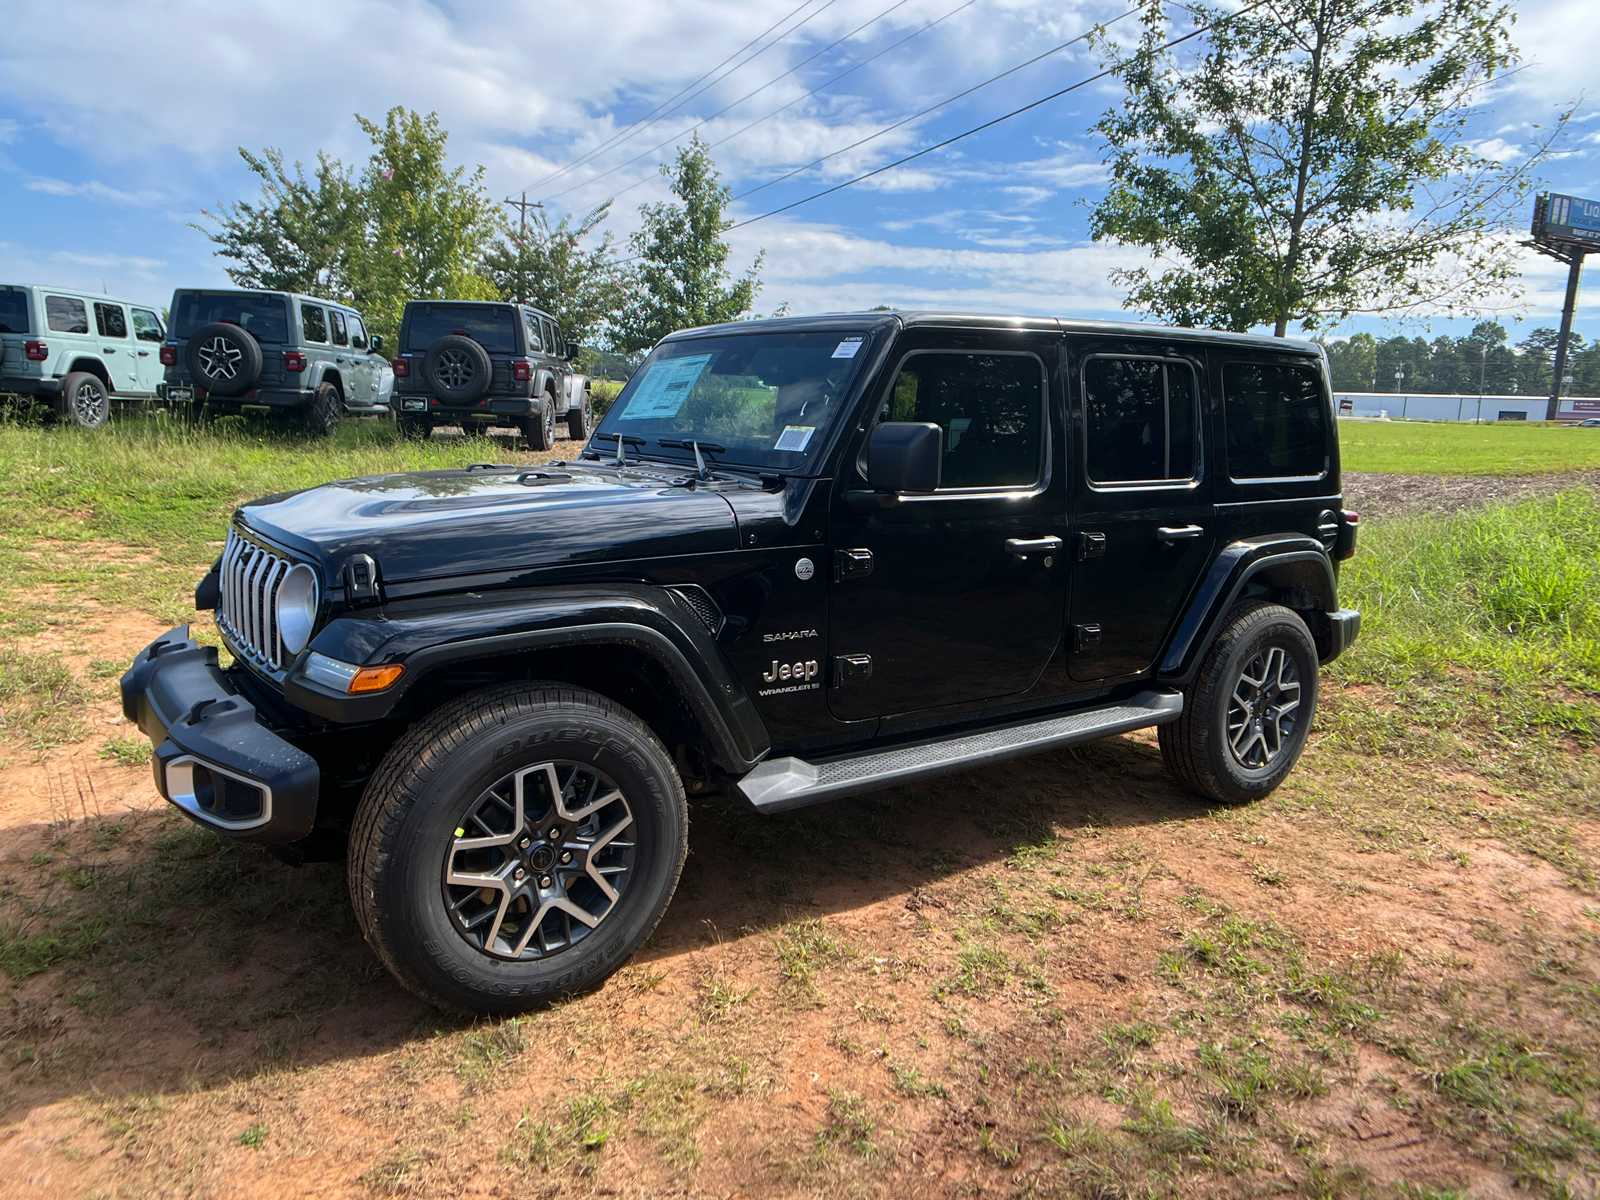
[120,626,320,843]
[0,375,61,397]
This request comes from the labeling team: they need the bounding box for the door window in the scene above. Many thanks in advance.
[301,304,327,343]
[348,315,368,349]
[131,309,163,342]
[1083,357,1198,485]
[523,312,544,353]
[1224,361,1327,480]
[94,302,128,339]
[879,352,1044,490]
[46,295,89,334]
[330,310,349,346]
[540,318,557,357]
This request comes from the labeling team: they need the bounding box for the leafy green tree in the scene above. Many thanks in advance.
[1323,332,1376,390]
[197,148,360,298]
[346,108,501,344]
[612,137,764,353]
[1089,0,1566,336]
[1518,327,1589,397]
[483,201,625,351]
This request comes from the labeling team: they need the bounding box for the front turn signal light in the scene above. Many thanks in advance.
[349,663,405,693]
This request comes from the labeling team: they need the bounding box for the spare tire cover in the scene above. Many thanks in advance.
[423,335,493,403]
[185,322,265,397]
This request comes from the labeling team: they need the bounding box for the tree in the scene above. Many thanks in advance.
[1322,331,1376,390]
[197,148,360,298]
[483,201,626,350]
[612,137,764,353]
[346,108,501,343]
[1089,0,1567,336]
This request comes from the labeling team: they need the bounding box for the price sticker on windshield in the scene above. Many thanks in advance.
[619,354,712,420]
[831,337,864,359]
[774,426,815,452]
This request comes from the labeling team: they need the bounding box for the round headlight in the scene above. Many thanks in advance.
[276,563,319,656]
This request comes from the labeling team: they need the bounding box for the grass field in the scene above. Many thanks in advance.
[1338,418,1600,476]
[0,411,1596,1198]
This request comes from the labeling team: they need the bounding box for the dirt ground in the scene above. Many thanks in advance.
[1343,469,1600,519]
[1,499,1597,1198]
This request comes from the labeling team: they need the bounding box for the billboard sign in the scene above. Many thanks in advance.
[1534,192,1600,249]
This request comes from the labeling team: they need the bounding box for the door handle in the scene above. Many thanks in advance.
[1157,525,1205,541]
[103,347,116,354]
[138,350,150,357]
[1005,536,1063,555]
[834,548,874,580]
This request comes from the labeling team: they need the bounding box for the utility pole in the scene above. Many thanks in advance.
[1546,248,1585,421]
[502,193,543,304]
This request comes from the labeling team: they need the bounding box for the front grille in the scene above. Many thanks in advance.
[217,527,294,672]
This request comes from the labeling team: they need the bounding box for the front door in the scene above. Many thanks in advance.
[1067,340,1216,681]
[130,307,165,395]
[827,333,1067,722]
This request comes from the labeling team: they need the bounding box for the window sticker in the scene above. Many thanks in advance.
[618,354,712,420]
[774,425,815,452]
[831,336,865,359]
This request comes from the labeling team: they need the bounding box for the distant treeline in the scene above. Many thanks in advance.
[1322,322,1599,396]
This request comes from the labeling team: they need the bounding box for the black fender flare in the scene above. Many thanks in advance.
[283,584,770,773]
[533,370,556,405]
[1158,535,1339,685]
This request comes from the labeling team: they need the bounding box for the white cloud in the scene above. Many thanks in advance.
[23,176,162,205]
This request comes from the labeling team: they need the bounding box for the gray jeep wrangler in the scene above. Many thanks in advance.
[161,288,392,435]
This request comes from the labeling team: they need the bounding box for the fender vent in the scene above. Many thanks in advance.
[668,586,724,637]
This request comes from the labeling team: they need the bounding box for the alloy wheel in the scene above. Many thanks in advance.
[1225,645,1301,769]
[72,378,107,426]
[443,761,636,961]
[544,402,555,444]
[437,348,477,390]
[198,336,242,380]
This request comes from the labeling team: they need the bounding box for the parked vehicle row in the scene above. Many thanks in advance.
[0,282,592,443]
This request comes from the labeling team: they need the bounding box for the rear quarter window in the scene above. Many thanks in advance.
[1223,361,1328,480]
[406,305,518,354]
[46,295,89,334]
[0,288,30,334]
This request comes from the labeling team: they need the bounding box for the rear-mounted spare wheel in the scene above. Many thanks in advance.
[424,334,493,403]
[185,322,264,397]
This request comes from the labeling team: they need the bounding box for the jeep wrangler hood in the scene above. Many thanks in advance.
[236,465,739,584]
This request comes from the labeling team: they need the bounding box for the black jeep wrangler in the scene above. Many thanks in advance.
[390,299,583,449]
[120,312,1359,1013]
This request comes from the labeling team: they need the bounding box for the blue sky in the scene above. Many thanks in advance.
[1,0,1595,350]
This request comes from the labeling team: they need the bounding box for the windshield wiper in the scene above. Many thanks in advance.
[592,432,646,467]
[658,439,726,481]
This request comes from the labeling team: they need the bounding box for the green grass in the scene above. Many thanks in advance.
[1338,419,1600,476]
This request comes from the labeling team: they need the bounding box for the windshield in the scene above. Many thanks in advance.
[405,304,519,354]
[173,292,289,343]
[593,330,873,470]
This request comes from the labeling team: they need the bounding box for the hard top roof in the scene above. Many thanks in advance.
[661,311,1321,357]
[171,286,362,313]
[402,298,556,321]
[4,282,161,310]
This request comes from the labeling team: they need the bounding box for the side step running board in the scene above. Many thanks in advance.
[732,689,1182,813]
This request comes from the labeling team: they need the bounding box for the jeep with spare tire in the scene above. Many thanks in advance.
[160,288,392,434]
[389,299,588,448]
[120,311,1359,1014]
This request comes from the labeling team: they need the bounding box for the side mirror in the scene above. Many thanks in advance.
[866,422,942,493]
[370,335,384,353]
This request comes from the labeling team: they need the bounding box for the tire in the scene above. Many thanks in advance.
[348,683,688,1014]
[302,381,342,438]
[567,387,593,441]
[1159,601,1319,805]
[423,335,493,403]
[397,414,433,439]
[521,394,556,451]
[57,371,110,430]
[184,322,263,397]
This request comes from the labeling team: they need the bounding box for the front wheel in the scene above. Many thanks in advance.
[1159,601,1319,805]
[567,389,593,441]
[348,683,687,1013]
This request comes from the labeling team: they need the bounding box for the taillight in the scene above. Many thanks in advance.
[1334,510,1360,561]
[24,340,48,361]
[512,359,532,382]
[284,350,307,372]
[159,344,177,366]
[392,357,409,378]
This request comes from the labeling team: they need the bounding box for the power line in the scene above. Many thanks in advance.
[724,0,1272,231]
[731,6,1139,204]
[518,0,836,196]
[538,0,917,207]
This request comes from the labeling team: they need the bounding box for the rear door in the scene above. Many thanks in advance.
[329,309,369,404]
[540,315,565,405]
[1067,338,1215,681]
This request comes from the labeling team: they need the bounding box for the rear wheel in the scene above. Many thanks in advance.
[58,371,110,429]
[397,414,433,439]
[521,394,556,451]
[1159,601,1319,805]
[348,683,687,1013]
[302,382,342,438]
